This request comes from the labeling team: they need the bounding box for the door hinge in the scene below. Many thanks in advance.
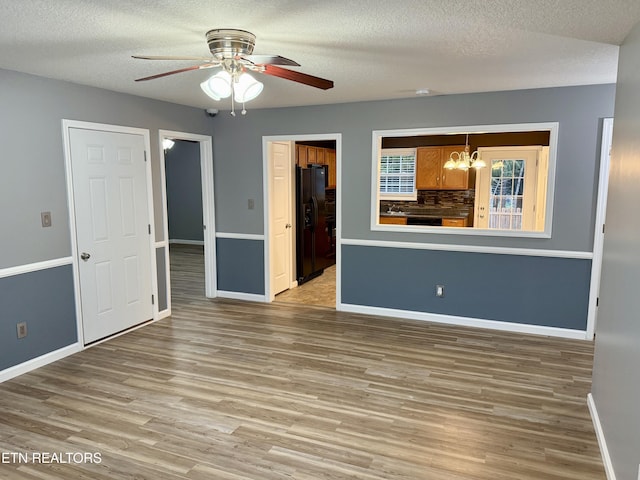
[151,294,155,305]
[596,297,599,307]
[602,223,605,234]
[148,224,151,235]
[144,151,148,162]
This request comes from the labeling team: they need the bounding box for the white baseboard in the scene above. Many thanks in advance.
[587,393,617,480]
[338,303,587,340]
[168,239,205,246]
[216,290,267,302]
[0,343,81,383]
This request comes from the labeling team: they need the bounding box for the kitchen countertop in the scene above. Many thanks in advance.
[380,208,471,219]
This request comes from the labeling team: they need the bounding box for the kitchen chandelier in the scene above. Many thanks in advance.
[443,134,486,170]
[200,60,263,116]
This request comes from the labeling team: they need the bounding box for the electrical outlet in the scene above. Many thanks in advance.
[436,285,445,297]
[16,322,27,339]
[248,199,255,210]
[41,211,52,228]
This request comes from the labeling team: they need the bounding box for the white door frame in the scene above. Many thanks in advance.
[159,130,217,312]
[62,120,158,345]
[586,117,614,340]
[262,133,342,305]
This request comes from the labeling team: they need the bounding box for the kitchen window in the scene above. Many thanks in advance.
[379,148,417,201]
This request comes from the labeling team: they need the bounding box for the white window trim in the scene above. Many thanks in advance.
[379,148,417,201]
[370,122,558,238]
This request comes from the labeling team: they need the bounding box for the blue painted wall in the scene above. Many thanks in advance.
[341,245,591,330]
[216,238,264,295]
[156,247,168,312]
[0,266,77,370]
[165,140,204,242]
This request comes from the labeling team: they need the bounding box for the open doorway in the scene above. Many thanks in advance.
[158,130,216,317]
[263,134,341,309]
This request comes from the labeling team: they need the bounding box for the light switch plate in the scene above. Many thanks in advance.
[16,322,27,339]
[41,211,52,228]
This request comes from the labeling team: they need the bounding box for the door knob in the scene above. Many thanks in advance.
[80,252,91,261]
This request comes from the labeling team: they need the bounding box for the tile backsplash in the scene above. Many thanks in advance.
[419,189,475,207]
[382,189,475,212]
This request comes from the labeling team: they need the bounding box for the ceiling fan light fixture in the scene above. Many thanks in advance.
[135,28,334,117]
[200,70,232,100]
[233,72,263,103]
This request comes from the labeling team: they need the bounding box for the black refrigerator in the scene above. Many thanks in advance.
[296,165,332,284]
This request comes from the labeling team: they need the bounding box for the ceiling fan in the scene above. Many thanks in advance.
[133,28,334,114]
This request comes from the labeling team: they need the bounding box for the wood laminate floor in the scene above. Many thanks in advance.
[0,245,605,479]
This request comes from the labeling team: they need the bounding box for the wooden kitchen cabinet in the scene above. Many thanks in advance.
[441,146,470,189]
[296,144,337,188]
[416,147,442,189]
[307,146,317,164]
[379,216,408,225]
[325,149,336,188]
[442,217,468,227]
[314,148,324,165]
[296,145,308,167]
[416,146,471,190]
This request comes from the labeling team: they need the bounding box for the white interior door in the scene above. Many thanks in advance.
[269,141,293,295]
[475,147,541,231]
[69,127,153,344]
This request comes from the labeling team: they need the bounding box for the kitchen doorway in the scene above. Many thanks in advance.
[263,134,341,309]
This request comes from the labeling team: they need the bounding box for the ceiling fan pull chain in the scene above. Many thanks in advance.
[241,101,247,115]
[230,82,236,116]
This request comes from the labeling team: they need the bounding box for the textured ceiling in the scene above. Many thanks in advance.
[1,0,639,110]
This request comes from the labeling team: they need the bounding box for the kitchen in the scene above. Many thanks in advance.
[376,128,553,234]
[272,140,337,308]
[295,141,337,283]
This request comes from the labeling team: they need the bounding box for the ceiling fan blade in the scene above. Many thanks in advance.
[134,63,216,82]
[261,65,334,90]
[242,54,300,67]
[132,55,214,61]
